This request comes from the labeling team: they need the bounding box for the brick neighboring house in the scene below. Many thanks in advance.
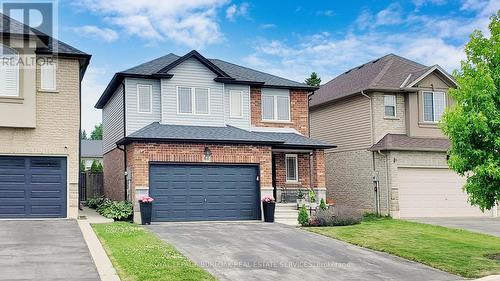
[95,50,333,223]
[0,14,90,218]
[310,54,497,219]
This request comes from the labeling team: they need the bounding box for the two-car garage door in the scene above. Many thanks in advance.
[398,167,491,218]
[149,164,260,222]
[0,156,67,218]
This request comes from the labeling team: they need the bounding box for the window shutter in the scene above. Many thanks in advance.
[137,85,152,113]
[195,88,209,114]
[262,95,274,120]
[41,62,56,90]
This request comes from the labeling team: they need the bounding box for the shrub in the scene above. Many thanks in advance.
[98,200,133,221]
[298,205,309,226]
[310,205,363,227]
[85,196,107,209]
[319,198,327,210]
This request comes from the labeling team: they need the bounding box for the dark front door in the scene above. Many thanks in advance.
[149,163,260,222]
[0,156,67,218]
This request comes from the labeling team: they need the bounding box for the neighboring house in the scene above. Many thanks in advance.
[81,140,103,170]
[0,14,90,218]
[96,50,333,223]
[310,54,497,218]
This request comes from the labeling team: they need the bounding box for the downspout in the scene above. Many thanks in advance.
[78,66,83,210]
[361,91,379,214]
[121,81,128,201]
[308,91,315,193]
[377,150,390,216]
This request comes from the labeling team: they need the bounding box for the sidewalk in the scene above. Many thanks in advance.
[78,207,120,281]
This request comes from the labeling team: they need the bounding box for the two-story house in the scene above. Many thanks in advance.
[310,54,497,219]
[0,14,90,218]
[96,50,333,223]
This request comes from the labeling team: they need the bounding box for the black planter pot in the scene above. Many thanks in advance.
[263,202,275,222]
[139,202,152,225]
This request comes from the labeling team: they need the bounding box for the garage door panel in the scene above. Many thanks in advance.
[398,167,489,218]
[150,164,260,222]
[0,156,67,218]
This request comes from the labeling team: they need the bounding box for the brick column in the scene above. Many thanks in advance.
[312,149,326,201]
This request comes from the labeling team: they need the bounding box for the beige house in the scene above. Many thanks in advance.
[310,54,498,218]
[0,14,90,218]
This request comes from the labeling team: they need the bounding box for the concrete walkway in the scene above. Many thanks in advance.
[0,220,100,281]
[78,207,120,281]
[408,217,500,236]
[148,222,461,281]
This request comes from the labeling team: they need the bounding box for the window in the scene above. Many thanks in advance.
[384,95,396,117]
[229,90,243,117]
[0,44,19,96]
[285,154,298,182]
[137,84,152,113]
[41,61,56,91]
[177,86,210,115]
[423,91,446,122]
[262,92,290,121]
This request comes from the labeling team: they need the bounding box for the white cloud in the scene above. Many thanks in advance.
[73,25,119,42]
[226,2,249,21]
[413,0,447,9]
[356,3,403,29]
[259,23,276,29]
[75,0,229,48]
[316,10,335,17]
[81,67,107,134]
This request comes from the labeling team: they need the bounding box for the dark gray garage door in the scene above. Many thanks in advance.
[0,156,67,218]
[149,163,260,222]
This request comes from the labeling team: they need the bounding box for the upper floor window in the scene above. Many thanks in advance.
[137,84,152,113]
[423,91,445,122]
[384,95,396,117]
[285,154,298,182]
[177,86,210,115]
[0,44,19,97]
[229,90,243,117]
[41,60,56,91]
[262,91,290,121]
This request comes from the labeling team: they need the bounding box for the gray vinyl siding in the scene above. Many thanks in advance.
[310,94,372,152]
[224,84,250,129]
[102,85,124,154]
[125,78,162,135]
[161,58,225,127]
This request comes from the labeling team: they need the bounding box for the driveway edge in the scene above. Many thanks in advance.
[78,220,121,281]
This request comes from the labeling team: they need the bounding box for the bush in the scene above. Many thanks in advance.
[319,198,327,210]
[98,200,133,221]
[298,205,309,226]
[309,205,363,227]
[85,196,107,209]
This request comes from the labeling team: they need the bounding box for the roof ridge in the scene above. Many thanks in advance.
[368,58,394,88]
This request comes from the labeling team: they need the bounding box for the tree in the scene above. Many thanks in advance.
[90,124,102,140]
[441,11,500,211]
[80,130,88,140]
[90,160,103,173]
[79,160,85,172]
[305,72,321,87]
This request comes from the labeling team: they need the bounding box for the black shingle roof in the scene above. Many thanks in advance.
[81,140,103,158]
[369,134,450,152]
[96,50,315,108]
[117,122,335,149]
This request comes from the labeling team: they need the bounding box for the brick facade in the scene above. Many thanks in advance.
[250,87,309,136]
[103,148,125,201]
[274,153,311,188]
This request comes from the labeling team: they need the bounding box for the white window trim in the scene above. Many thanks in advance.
[384,95,397,117]
[285,154,299,183]
[40,61,57,91]
[136,84,153,113]
[422,91,446,123]
[229,90,243,118]
[0,46,20,97]
[261,93,291,122]
[176,86,211,115]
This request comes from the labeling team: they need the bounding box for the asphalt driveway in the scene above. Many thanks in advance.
[409,217,500,236]
[148,222,459,281]
[0,220,100,281]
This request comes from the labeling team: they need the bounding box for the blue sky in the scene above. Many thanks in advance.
[52,0,499,133]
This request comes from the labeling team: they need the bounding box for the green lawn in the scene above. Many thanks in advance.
[92,222,215,281]
[306,217,500,278]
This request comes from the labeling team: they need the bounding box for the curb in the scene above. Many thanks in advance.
[78,220,121,281]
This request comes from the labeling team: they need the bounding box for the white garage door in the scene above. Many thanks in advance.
[398,167,491,218]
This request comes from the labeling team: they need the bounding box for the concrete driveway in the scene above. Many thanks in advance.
[148,222,459,281]
[0,220,100,281]
[408,217,500,236]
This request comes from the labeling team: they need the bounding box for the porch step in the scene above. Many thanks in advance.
[274,204,299,226]
[275,219,299,226]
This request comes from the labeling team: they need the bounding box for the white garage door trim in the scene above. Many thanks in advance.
[397,167,493,218]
